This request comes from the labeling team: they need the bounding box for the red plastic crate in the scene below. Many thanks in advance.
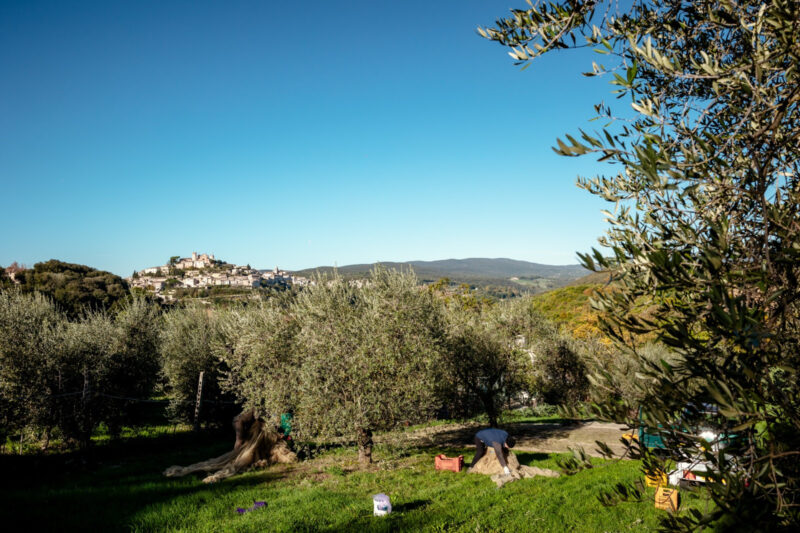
[435,454,464,473]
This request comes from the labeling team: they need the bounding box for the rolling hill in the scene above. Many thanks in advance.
[288,258,589,295]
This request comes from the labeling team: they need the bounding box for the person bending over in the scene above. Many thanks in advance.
[469,428,516,475]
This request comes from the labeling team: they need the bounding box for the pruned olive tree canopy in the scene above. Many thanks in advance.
[219,268,446,465]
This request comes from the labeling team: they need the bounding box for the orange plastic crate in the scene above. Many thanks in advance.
[435,454,464,473]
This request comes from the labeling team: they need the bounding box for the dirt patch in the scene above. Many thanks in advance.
[512,421,628,456]
[396,420,629,457]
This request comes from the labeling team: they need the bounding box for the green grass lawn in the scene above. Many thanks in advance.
[0,429,713,532]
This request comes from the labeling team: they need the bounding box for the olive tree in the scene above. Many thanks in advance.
[301,269,445,463]
[530,336,589,406]
[441,297,535,426]
[103,297,161,432]
[0,290,63,446]
[161,305,234,426]
[221,268,445,464]
[0,292,161,449]
[58,297,161,445]
[499,297,591,407]
[483,0,800,528]
[58,312,118,446]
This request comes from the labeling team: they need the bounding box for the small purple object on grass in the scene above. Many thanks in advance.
[235,500,267,515]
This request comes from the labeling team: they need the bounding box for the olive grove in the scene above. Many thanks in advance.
[1,268,600,461]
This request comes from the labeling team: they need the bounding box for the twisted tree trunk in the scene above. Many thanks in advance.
[164,410,296,483]
[480,391,499,428]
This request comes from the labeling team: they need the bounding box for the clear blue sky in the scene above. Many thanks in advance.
[1,0,616,276]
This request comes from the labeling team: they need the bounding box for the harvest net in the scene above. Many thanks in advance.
[469,447,560,487]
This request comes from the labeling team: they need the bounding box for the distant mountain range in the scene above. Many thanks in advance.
[289,258,590,295]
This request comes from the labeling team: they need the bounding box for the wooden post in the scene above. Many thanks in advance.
[193,371,205,432]
[41,426,51,452]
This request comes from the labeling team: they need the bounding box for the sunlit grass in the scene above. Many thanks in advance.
[0,431,712,532]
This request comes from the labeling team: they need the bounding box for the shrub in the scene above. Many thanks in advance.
[13,260,129,318]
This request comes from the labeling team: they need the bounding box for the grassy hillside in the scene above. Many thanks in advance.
[1,428,703,532]
[533,275,657,345]
[567,271,611,286]
[531,284,604,339]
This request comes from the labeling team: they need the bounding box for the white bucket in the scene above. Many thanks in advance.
[372,493,391,516]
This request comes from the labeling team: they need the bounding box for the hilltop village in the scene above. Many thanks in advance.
[127,252,311,300]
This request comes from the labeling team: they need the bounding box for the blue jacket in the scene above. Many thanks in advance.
[476,428,508,447]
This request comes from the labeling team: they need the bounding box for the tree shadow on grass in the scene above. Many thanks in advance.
[0,452,292,532]
[0,427,301,532]
[0,428,233,489]
[393,499,432,512]
[513,451,552,464]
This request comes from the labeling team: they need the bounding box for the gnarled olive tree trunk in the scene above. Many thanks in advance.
[164,410,296,483]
